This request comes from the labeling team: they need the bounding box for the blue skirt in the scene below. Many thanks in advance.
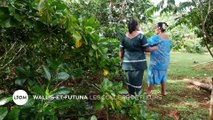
[148,68,167,85]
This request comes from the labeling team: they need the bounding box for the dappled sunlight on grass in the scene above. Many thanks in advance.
[145,52,211,119]
[147,85,209,119]
[167,79,184,83]
[162,99,199,110]
[168,52,212,79]
[186,84,200,90]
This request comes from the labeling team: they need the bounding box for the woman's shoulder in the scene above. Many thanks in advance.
[125,32,143,40]
[138,33,145,38]
[159,34,170,40]
[148,34,160,41]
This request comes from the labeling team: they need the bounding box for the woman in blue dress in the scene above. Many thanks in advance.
[145,22,171,95]
[119,19,157,95]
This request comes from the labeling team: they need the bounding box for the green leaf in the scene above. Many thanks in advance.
[52,1,67,11]
[14,14,23,22]
[0,7,9,16]
[102,78,113,89]
[118,89,128,94]
[51,88,70,95]
[95,51,99,59]
[0,107,8,120]
[15,79,26,86]
[31,85,45,95]
[90,115,97,120]
[75,39,83,48]
[38,0,46,11]
[73,32,82,41]
[89,50,94,56]
[51,100,75,108]
[45,88,50,96]
[8,7,15,14]
[79,117,86,120]
[2,18,12,28]
[16,67,26,76]
[91,44,98,50]
[95,102,104,110]
[6,107,20,120]
[22,97,35,108]
[167,0,175,5]
[0,7,11,27]
[85,26,94,33]
[42,65,51,81]
[110,102,115,110]
[54,72,70,81]
[0,97,12,106]
[83,17,98,28]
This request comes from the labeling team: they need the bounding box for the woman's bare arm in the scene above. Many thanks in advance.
[145,46,158,52]
[119,48,124,60]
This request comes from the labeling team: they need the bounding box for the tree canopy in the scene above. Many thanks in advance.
[0,0,212,119]
[158,0,213,57]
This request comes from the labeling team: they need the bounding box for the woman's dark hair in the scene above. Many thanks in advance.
[127,19,138,34]
[157,22,168,32]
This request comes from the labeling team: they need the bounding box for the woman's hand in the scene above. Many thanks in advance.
[152,46,158,50]
[145,46,158,52]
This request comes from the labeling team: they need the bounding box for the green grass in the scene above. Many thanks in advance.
[144,52,212,120]
[169,52,212,79]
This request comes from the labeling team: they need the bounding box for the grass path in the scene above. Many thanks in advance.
[144,52,212,119]
[147,79,209,119]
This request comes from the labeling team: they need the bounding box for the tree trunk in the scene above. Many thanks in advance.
[201,0,213,58]
[185,79,212,92]
[203,37,213,58]
[209,78,213,120]
[108,0,113,26]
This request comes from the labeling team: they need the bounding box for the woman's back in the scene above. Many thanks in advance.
[122,33,146,51]
[120,33,149,70]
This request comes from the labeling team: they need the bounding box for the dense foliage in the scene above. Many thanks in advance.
[68,0,157,37]
[158,0,213,57]
[0,0,211,119]
[0,0,157,119]
[144,14,205,53]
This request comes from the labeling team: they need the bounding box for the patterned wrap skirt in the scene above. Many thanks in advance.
[148,67,167,85]
[125,70,144,95]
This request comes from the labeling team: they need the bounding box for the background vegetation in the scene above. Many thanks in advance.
[0,0,212,119]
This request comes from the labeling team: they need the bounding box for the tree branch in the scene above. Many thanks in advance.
[0,45,25,70]
[202,0,213,58]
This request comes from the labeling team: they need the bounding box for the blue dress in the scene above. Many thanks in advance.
[120,33,149,94]
[147,35,171,85]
